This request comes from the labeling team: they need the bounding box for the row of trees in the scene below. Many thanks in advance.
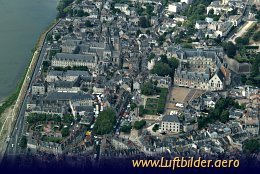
[27,114,74,126]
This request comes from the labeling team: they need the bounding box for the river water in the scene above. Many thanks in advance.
[0,0,58,103]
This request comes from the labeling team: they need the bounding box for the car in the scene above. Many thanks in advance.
[11,144,14,148]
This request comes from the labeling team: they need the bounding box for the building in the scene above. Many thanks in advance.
[51,53,97,69]
[161,115,180,133]
[173,48,229,91]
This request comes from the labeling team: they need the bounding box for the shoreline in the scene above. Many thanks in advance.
[0,19,58,118]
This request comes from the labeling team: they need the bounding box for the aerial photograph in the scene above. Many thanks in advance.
[0,0,259,173]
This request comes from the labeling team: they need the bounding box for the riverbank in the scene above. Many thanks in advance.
[0,18,60,162]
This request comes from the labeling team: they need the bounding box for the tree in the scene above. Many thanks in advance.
[139,105,146,116]
[253,31,260,42]
[93,109,117,135]
[146,4,154,16]
[85,20,93,27]
[139,16,150,28]
[46,34,53,43]
[235,37,249,46]
[68,24,73,33]
[243,139,260,154]
[208,8,214,16]
[151,62,171,76]
[61,127,70,137]
[121,125,132,133]
[130,103,137,111]
[133,120,146,130]
[220,110,229,123]
[19,136,27,149]
[141,80,160,95]
[63,114,74,124]
[222,41,237,58]
[148,53,156,61]
[152,124,159,132]
[54,34,61,41]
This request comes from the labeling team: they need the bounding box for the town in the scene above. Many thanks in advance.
[2,0,260,169]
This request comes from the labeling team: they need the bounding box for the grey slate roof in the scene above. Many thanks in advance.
[162,115,180,123]
[45,92,93,101]
[54,53,95,62]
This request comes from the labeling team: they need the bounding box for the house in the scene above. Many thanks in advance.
[161,115,181,133]
[195,20,208,30]
[168,3,183,13]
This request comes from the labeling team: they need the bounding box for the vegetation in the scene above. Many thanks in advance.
[53,66,89,72]
[222,41,237,58]
[130,103,137,111]
[85,20,93,27]
[27,113,62,124]
[198,98,243,129]
[151,55,179,77]
[19,136,27,149]
[56,0,74,18]
[139,16,151,28]
[120,124,132,133]
[182,0,213,25]
[61,127,70,137]
[133,120,146,130]
[152,124,159,132]
[253,31,260,42]
[140,88,168,115]
[93,109,117,135]
[243,139,260,154]
[141,80,161,96]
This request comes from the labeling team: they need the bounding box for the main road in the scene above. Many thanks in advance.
[3,19,62,164]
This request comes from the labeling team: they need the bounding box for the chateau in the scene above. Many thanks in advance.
[172,49,230,91]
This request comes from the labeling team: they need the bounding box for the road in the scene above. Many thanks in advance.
[3,19,62,163]
[228,21,256,43]
[226,0,256,43]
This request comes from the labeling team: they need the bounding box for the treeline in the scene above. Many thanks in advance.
[57,0,74,18]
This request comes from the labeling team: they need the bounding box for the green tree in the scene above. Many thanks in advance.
[253,31,260,42]
[63,114,74,124]
[133,120,146,130]
[85,20,93,27]
[141,80,160,95]
[222,41,237,58]
[220,110,229,123]
[146,4,154,16]
[243,139,260,154]
[152,124,159,132]
[19,136,27,149]
[151,62,171,76]
[121,125,132,133]
[130,103,137,111]
[93,109,117,135]
[61,127,70,137]
[139,16,150,28]
[68,24,73,33]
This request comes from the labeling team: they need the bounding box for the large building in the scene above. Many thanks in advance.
[51,53,97,69]
[161,115,180,133]
[172,49,230,91]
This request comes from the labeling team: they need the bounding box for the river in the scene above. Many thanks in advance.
[0,0,58,103]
